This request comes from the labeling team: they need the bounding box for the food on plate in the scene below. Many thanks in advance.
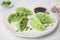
[34,7,46,13]
[8,13,21,23]
[16,16,28,31]
[25,26,29,31]
[36,12,53,24]
[15,7,32,16]
[8,7,32,23]
[30,18,45,31]
[7,7,53,32]
[25,26,32,31]
[2,0,11,7]
[8,7,32,32]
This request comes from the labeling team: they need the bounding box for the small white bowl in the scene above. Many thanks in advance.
[0,0,14,8]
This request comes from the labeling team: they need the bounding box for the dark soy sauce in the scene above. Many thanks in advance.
[34,7,46,13]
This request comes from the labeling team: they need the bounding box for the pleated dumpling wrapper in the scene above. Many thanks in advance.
[30,18,45,31]
[36,12,53,24]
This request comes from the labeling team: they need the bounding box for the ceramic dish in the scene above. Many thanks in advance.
[2,0,58,38]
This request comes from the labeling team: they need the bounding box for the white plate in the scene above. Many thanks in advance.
[2,11,58,38]
[2,0,58,38]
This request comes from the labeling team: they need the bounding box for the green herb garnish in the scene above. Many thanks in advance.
[30,28,32,30]
[25,26,29,31]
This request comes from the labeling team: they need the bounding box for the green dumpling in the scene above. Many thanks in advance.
[15,7,32,16]
[36,12,53,24]
[8,13,18,23]
[30,18,45,31]
[8,13,22,23]
[16,16,28,31]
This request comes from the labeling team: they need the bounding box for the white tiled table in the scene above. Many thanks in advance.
[0,0,60,40]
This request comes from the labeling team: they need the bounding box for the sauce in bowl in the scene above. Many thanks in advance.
[34,7,46,13]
